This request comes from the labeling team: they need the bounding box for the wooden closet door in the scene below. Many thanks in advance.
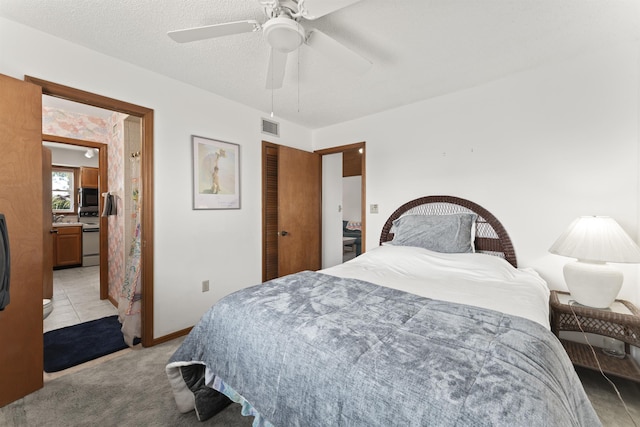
[263,144,279,281]
[262,142,321,281]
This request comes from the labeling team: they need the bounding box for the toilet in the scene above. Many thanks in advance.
[43,299,53,319]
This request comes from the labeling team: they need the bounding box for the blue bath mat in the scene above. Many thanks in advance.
[44,315,135,372]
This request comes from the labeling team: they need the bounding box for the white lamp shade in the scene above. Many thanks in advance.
[549,216,640,308]
[549,216,640,263]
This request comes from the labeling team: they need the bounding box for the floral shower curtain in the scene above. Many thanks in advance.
[118,154,142,346]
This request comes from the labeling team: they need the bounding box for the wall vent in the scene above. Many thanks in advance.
[261,118,280,137]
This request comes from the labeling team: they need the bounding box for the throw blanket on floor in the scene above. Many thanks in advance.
[167,271,600,426]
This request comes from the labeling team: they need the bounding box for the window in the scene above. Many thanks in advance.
[52,166,78,213]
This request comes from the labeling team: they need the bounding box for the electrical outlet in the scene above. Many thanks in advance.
[202,280,210,292]
[370,204,379,214]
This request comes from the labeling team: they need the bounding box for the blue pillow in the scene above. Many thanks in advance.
[391,213,477,253]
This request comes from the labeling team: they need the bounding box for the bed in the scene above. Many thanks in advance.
[166,195,601,426]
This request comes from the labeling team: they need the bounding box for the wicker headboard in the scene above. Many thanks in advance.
[379,195,517,268]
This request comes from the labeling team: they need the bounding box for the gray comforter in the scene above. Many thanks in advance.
[167,271,601,426]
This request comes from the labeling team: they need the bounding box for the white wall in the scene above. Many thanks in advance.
[314,41,640,305]
[343,176,362,222]
[4,15,640,336]
[45,145,99,168]
[322,153,343,269]
[0,17,313,337]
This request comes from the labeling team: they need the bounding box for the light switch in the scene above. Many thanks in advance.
[370,204,379,214]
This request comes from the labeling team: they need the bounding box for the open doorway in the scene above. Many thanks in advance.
[43,139,113,335]
[316,142,366,267]
[27,76,156,347]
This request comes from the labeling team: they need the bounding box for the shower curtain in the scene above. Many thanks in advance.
[118,154,142,346]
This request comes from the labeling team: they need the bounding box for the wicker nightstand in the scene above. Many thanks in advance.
[549,290,640,382]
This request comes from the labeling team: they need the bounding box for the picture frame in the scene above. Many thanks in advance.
[192,135,240,209]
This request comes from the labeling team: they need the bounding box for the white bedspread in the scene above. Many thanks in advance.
[321,245,551,329]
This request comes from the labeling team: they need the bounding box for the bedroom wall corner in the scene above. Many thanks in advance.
[313,40,640,305]
[0,17,314,340]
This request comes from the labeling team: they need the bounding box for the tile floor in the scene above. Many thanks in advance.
[44,266,118,333]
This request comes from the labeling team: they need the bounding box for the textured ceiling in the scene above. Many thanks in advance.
[2,0,640,129]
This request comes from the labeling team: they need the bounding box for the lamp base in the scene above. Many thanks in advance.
[563,260,623,309]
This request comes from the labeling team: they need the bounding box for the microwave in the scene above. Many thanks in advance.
[78,187,99,208]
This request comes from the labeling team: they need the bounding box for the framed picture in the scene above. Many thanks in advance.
[192,135,240,209]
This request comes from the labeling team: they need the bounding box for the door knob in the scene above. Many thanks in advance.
[278,230,289,236]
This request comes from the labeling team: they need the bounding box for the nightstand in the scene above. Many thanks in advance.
[549,290,640,382]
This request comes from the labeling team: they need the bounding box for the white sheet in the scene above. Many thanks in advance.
[321,245,551,329]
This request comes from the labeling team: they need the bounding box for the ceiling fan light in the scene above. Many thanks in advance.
[263,17,304,53]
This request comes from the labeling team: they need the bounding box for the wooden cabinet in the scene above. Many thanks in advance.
[52,225,82,268]
[80,167,98,188]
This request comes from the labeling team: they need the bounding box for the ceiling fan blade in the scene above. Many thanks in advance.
[168,20,260,43]
[305,29,371,75]
[266,48,288,89]
[299,0,364,20]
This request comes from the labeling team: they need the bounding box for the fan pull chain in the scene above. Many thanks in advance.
[297,27,300,113]
[271,49,274,118]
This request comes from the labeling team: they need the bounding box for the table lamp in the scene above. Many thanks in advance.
[549,216,640,308]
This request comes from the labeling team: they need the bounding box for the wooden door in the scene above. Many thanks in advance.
[0,74,44,406]
[43,147,53,299]
[263,144,279,281]
[263,142,321,280]
[278,145,321,275]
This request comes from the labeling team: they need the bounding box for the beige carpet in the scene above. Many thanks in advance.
[1,337,252,427]
[1,337,638,426]
[576,366,640,427]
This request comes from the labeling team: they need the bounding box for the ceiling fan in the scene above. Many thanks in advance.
[168,0,372,89]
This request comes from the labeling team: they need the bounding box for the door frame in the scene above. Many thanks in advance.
[315,142,366,254]
[43,136,108,299]
[25,76,156,347]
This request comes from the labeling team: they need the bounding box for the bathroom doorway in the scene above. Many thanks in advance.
[43,138,113,334]
[27,76,156,347]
